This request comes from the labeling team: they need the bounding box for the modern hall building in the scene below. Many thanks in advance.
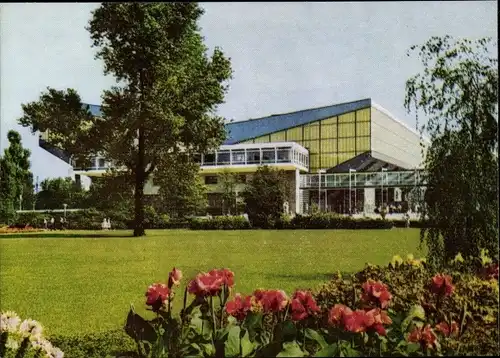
[39,98,429,216]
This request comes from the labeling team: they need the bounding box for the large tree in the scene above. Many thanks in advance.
[154,153,207,219]
[404,36,498,267]
[0,131,32,224]
[17,3,232,236]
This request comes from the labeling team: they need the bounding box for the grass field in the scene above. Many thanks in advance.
[0,229,424,336]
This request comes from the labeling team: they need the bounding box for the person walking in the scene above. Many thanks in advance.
[50,217,55,230]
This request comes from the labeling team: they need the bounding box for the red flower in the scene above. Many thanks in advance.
[365,308,392,336]
[188,268,235,297]
[168,267,183,288]
[435,321,459,337]
[361,279,392,309]
[430,274,454,296]
[289,290,320,321]
[328,304,353,327]
[208,268,235,288]
[480,264,499,281]
[343,310,372,333]
[145,283,170,311]
[408,325,437,350]
[226,294,253,321]
[253,289,289,313]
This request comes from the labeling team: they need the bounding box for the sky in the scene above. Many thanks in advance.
[0,2,497,184]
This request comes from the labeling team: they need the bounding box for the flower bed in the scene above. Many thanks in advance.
[0,311,64,357]
[0,226,45,234]
[121,254,498,357]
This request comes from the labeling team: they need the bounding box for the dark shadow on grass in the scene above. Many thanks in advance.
[0,231,134,239]
[264,272,347,281]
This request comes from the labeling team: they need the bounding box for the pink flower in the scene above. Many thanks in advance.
[188,268,234,297]
[408,324,437,350]
[168,267,183,288]
[290,290,320,321]
[328,304,353,327]
[226,294,253,321]
[145,283,170,311]
[253,289,289,313]
[430,274,454,296]
[435,321,459,337]
[361,279,392,309]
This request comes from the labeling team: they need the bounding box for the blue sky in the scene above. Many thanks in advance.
[0,2,497,183]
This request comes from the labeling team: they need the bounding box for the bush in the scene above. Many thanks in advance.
[189,215,251,230]
[286,212,394,230]
[49,329,136,358]
[314,254,499,356]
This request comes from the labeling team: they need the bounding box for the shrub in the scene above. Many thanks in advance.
[189,215,251,230]
[48,329,136,358]
[287,212,394,230]
[314,254,499,356]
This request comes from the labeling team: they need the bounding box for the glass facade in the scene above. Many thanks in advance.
[196,143,309,169]
[238,108,371,173]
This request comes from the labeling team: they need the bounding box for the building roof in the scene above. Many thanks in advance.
[223,98,372,144]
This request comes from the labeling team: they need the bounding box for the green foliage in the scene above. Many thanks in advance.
[404,36,499,267]
[154,153,208,219]
[242,166,290,228]
[0,131,32,224]
[17,3,232,237]
[190,216,251,230]
[314,254,499,356]
[218,170,240,216]
[49,329,136,358]
[283,212,394,230]
[35,177,87,210]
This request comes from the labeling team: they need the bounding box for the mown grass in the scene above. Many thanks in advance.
[0,229,424,336]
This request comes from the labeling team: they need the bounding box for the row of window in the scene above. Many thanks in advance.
[204,174,247,185]
[196,148,308,168]
[250,122,370,143]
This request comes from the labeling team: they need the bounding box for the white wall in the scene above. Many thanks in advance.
[370,105,426,169]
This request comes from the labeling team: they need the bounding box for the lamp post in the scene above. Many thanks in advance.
[381,168,388,209]
[349,169,356,215]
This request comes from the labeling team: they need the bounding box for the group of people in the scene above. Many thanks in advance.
[43,217,66,230]
[101,218,112,230]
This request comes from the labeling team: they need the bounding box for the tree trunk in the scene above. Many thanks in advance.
[134,124,146,237]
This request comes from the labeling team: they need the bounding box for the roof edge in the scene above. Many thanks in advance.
[228,98,372,125]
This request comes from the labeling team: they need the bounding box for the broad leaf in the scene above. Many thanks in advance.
[305,328,328,349]
[225,325,241,357]
[401,304,426,333]
[277,341,306,357]
[314,343,339,357]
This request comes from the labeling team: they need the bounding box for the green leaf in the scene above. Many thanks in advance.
[225,325,242,357]
[305,328,328,349]
[314,343,339,357]
[401,304,426,333]
[281,320,297,342]
[240,329,256,357]
[277,341,306,357]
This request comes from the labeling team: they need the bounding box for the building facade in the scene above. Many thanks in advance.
[40,98,428,215]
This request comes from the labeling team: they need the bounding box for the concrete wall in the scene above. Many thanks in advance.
[370,106,424,169]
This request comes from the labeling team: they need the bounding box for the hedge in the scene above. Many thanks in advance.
[276,213,395,230]
[189,215,251,230]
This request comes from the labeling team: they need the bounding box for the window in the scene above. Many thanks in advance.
[204,153,215,166]
[277,147,291,162]
[205,175,218,185]
[262,149,275,163]
[231,150,245,164]
[246,150,260,164]
[217,151,230,165]
[98,158,105,168]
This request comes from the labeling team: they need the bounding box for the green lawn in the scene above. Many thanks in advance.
[0,229,424,336]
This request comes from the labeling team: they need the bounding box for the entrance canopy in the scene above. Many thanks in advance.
[326,151,408,173]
